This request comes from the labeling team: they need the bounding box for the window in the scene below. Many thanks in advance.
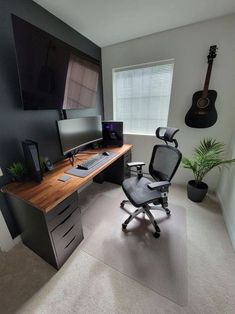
[113,61,174,135]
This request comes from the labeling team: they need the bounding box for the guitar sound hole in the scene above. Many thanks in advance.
[197,98,209,109]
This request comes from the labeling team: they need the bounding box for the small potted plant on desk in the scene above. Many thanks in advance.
[182,138,235,202]
[8,162,26,182]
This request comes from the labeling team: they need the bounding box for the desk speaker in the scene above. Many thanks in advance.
[44,157,54,171]
[102,121,123,147]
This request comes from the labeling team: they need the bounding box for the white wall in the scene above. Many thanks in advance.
[217,129,235,249]
[102,14,235,190]
[0,210,20,252]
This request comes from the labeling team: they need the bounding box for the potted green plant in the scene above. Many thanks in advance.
[182,138,235,202]
[8,162,26,182]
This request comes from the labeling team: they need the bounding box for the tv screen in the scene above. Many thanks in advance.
[11,15,100,110]
[57,116,102,155]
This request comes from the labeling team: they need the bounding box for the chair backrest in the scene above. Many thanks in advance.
[149,127,182,182]
[149,145,182,182]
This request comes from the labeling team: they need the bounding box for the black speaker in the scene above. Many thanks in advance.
[44,157,54,171]
[102,121,123,147]
[22,140,43,182]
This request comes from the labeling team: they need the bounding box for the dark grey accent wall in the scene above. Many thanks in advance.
[0,0,103,237]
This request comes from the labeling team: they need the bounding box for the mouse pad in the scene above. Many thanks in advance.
[66,151,117,178]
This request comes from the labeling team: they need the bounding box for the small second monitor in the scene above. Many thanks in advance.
[57,116,102,156]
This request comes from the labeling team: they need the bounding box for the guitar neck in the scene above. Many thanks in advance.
[202,61,213,98]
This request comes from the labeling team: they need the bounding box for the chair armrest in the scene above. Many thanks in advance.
[127,162,145,179]
[127,162,145,168]
[148,181,171,191]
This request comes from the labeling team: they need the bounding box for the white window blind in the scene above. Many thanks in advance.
[113,61,174,135]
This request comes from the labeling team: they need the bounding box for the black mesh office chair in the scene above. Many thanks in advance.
[121,127,182,238]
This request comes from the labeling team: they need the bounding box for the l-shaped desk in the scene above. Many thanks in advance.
[2,144,132,269]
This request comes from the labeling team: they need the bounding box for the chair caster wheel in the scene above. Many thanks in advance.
[153,221,161,233]
[165,209,171,217]
[120,202,125,208]
[122,223,127,230]
[153,232,160,238]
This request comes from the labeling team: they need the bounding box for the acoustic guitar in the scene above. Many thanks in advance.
[185,45,218,128]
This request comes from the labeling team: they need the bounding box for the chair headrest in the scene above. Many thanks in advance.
[156,127,179,147]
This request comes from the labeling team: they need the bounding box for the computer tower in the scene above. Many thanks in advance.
[22,140,43,182]
[102,121,123,147]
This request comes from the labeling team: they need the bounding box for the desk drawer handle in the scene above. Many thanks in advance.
[64,236,76,249]
[62,225,75,238]
[57,204,71,216]
[58,210,75,226]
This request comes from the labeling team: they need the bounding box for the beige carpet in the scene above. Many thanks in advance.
[80,192,187,306]
[0,244,56,314]
[1,183,235,314]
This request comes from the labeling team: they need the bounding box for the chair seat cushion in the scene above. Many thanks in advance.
[122,176,161,207]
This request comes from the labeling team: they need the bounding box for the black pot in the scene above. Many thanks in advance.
[187,180,208,202]
[12,174,26,182]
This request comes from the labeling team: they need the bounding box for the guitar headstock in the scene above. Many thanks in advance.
[207,45,218,63]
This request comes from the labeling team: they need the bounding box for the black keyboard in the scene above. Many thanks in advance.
[76,154,107,170]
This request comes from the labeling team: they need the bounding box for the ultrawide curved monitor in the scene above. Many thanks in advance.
[57,116,102,155]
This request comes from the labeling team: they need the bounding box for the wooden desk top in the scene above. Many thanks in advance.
[2,144,132,213]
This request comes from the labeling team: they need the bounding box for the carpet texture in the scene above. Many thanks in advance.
[80,191,187,306]
[1,183,235,314]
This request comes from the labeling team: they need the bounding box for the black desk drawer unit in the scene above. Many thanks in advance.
[6,192,83,269]
[50,207,81,242]
[46,192,84,268]
[53,218,83,266]
[46,192,78,231]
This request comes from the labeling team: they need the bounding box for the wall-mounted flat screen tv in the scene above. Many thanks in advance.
[11,15,100,110]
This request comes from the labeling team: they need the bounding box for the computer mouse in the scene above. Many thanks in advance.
[102,151,110,156]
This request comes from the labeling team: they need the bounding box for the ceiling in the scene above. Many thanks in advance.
[34,0,235,47]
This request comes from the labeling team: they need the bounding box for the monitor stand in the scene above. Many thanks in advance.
[67,152,75,166]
